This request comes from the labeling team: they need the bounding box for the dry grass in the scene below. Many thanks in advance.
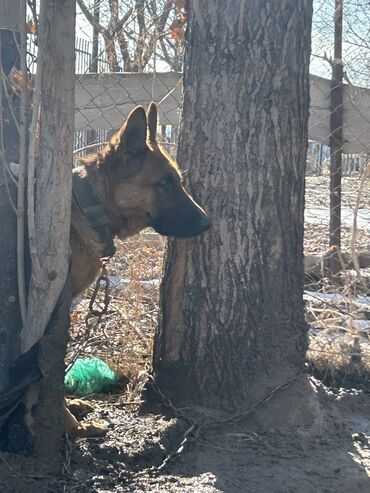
[67,231,165,400]
[305,277,370,388]
[304,174,370,387]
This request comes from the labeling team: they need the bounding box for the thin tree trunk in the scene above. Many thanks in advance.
[87,0,100,153]
[23,0,75,457]
[89,0,100,73]
[328,0,344,275]
[154,0,314,418]
[23,0,75,354]
[0,0,75,457]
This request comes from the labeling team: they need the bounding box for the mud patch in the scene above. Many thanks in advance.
[1,383,370,493]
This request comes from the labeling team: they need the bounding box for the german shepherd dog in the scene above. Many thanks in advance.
[71,102,211,296]
[66,103,210,435]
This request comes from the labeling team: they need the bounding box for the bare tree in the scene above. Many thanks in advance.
[77,0,185,72]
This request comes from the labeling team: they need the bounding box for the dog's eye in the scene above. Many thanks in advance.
[157,175,173,190]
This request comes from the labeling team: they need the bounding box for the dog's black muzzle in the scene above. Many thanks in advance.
[152,210,212,238]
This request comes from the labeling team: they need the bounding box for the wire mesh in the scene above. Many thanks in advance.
[306,0,370,385]
[7,1,370,386]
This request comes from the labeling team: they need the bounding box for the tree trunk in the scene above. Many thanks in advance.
[0,0,75,457]
[89,0,100,73]
[23,0,75,354]
[24,0,75,458]
[328,0,343,275]
[154,0,314,418]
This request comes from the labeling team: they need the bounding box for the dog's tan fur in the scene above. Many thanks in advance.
[70,103,209,296]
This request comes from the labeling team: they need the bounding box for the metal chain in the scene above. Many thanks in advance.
[86,258,111,319]
[66,258,111,374]
[130,370,306,480]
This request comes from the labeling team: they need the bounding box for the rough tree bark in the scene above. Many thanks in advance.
[0,0,74,457]
[23,0,75,457]
[23,0,75,354]
[154,0,316,422]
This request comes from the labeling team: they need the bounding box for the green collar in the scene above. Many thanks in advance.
[72,171,116,258]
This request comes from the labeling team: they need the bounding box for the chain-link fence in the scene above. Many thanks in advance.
[309,0,370,170]
[26,0,183,158]
[306,0,370,262]
[305,0,370,386]
[308,1,370,197]
[22,0,370,386]
[2,0,370,401]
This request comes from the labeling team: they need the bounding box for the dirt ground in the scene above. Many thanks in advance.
[2,175,370,492]
[1,381,370,492]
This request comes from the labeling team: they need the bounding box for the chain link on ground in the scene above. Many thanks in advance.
[128,369,307,480]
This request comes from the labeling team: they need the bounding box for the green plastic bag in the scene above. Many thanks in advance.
[65,357,118,396]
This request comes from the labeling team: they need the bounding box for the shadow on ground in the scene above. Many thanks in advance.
[1,384,370,493]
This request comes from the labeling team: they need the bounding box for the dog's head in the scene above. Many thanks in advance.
[105,103,211,239]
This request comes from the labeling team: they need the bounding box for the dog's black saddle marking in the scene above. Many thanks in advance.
[72,172,116,258]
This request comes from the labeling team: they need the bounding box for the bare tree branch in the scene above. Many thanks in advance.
[77,0,107,35]
[159,36,181,71]
[79,0,181,73]
[141,0,173,69]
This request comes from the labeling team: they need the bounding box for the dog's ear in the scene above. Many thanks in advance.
[119,106,147,153]
[147,102,158,145]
